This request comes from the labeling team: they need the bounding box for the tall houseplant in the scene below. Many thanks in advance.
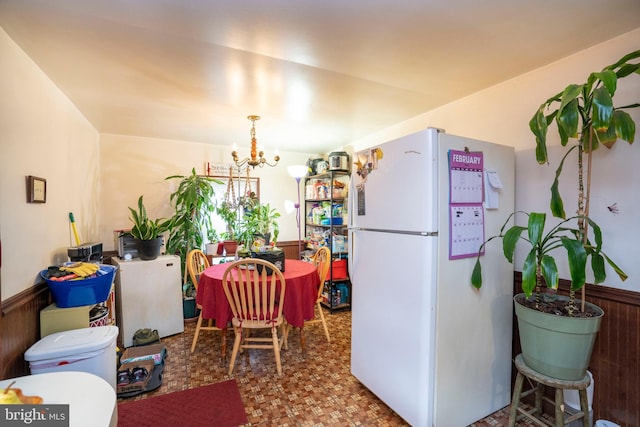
[128,195,169,260]
[471,51,639,380]
[164,168,221,283]
[529,50,639,312]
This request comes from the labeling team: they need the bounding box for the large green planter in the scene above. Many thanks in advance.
[514,293,603,381]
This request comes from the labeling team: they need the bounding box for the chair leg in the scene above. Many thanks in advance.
[272,327,282,375]
[228,327,242,376]
[317,302,331,343]
[509,371,524,427]
[220,329,227,363]
[190,313,204,353]
[299,326,306,352]
[282,322,289,350]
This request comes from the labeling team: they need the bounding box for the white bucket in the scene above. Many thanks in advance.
[564,370,594,411]
[595,421,620,427]
[24,326,118,391]
[563,370,594,427]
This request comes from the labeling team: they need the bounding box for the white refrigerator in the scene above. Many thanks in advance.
[113,255,184,348]
[349,128,515,427]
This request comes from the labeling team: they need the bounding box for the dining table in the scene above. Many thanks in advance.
[196,258,320,358]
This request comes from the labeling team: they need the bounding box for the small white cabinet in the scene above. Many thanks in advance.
[112,255,184,347]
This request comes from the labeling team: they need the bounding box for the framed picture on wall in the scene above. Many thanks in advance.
[27,175,46,203]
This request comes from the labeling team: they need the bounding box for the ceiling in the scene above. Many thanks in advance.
[2,0,639,155]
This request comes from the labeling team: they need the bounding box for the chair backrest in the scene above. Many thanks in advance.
[313,247,331,300]
[186,249,210,291]
[222,258,286,325]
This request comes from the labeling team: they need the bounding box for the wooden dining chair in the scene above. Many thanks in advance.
[187,249,222,353]
[222,258,288,376]
[304,246,331,343]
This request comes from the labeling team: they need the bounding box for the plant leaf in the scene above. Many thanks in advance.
[592,86,614,131]
[530,108,548,164]
[557,89,580,138]
[549,147,577,219]
[590,253,606,284]
[471,259,483,289]
[503,226,526,262]
[521,250,538,298]
[592,70,617,96]
[560,237,587,291]
[527,212,546,246]
[540,254,559,290]
[612,110,636,144]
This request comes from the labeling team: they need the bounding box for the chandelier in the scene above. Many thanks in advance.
[232,115,280,169]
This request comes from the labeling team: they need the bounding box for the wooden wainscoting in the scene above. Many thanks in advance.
[0,283,50,379]
[513,273,640,427]
[278,240,302,260]
[0,243,302,380]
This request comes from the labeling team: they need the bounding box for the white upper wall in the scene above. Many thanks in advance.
[100,133,312,252]
[349,29,640,292]
[1,27,101,299]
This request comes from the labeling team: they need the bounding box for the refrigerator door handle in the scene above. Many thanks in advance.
[348,227,437,237]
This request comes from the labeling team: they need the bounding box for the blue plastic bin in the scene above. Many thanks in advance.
[41,264,116,308]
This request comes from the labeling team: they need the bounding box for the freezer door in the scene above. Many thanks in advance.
[350,230,437,427]
[350,129,437,232]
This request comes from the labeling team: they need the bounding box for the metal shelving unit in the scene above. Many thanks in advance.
[303,170,351,313]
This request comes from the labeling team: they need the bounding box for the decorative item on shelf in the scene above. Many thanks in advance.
[231,115,280,169]
[287,165,309,258]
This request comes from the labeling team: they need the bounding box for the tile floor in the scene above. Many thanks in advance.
[118,309,541,426]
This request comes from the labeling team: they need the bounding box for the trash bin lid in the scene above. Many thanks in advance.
[24,326,118,362]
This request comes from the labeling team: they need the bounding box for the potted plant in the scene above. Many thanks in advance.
[205,228,220,256]
[529,49,639,312]
[242,202,281,247]
[472,50,639,381]
[217,200,239,256]
[164,168,221,280]
[128,195,169,260]
[471,211,624,380]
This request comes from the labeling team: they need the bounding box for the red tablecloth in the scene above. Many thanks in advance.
[196,259,319,328]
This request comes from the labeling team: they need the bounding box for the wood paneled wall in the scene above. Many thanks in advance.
[0,283,50,379]
[513,273,640,427]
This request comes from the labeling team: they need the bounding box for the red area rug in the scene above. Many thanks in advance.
[117,380,248,427]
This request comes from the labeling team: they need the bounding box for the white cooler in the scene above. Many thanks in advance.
[24,325,118,391]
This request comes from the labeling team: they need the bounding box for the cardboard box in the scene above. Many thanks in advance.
[120,343,166,366]
[117,359,153,394]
